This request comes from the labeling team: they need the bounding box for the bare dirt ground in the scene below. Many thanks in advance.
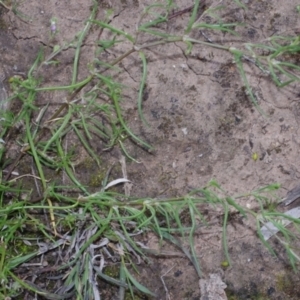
[1,0,300,299]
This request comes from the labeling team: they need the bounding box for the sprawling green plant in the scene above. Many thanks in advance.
[0,0,300,299]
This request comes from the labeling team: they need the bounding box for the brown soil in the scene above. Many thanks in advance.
[1,0,300,299]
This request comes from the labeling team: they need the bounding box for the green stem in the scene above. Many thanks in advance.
[72,1,98,85]
[185,36,230,50]
[35,75,93,92]
[25,114,47,190]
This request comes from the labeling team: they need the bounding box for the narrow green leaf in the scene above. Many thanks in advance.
[123,265,156,297]
[137,51,149,126]
[185,0,200,34]
[92,20,134,42]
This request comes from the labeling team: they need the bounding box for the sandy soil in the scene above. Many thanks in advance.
[1,0,300,299]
